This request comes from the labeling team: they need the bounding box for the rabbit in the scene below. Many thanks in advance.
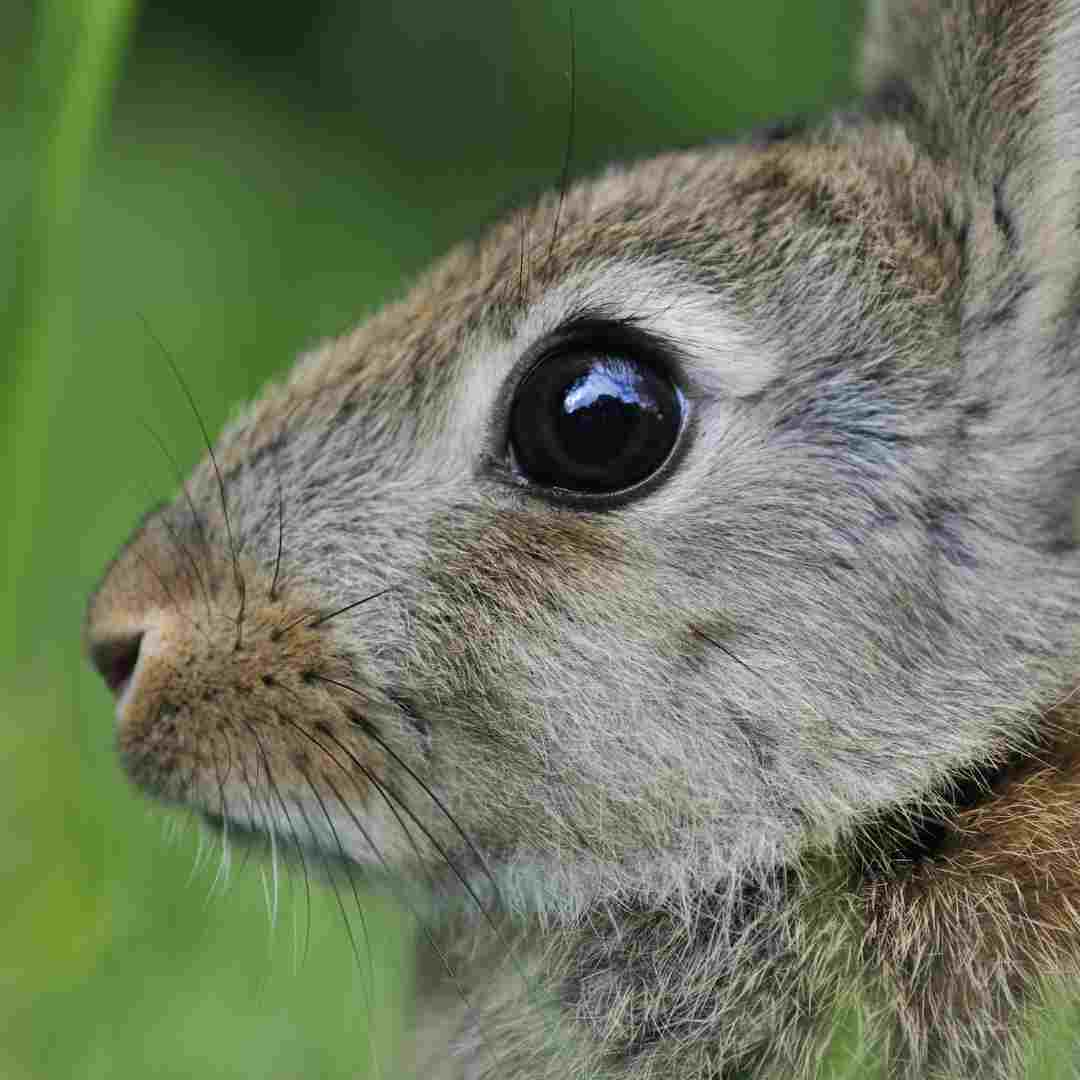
[85,0,1080,1076]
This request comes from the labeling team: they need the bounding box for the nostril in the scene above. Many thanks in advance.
[89,633,144,697]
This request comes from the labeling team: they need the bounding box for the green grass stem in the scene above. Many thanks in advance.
[5,0,137,663]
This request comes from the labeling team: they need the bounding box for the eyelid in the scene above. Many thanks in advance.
[510,314,692,410]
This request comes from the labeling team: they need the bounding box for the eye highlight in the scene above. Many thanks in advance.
[508,349,685,496]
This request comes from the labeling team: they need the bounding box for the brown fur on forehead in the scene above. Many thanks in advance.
[209,118,968,480]
[553,132,966,309]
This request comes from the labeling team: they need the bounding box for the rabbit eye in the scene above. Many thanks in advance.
[508,350,684,495]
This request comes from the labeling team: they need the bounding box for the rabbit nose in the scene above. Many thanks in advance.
[88,632,144,699]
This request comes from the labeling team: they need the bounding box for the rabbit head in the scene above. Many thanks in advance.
[86,1,1080,1075]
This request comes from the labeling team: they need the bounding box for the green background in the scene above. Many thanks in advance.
[7,1,1012,1076]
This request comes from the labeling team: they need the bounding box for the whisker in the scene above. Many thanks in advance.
[138,313,248,648]
[311,676,507,917]
[345,740,533,996]
[130,548,211,641]
[132,462,213,627]
[136,418,213,555]
[319,766,497,1071]
[306,587,397,631]
[138,418,215,620]
[297,682,530,996]
[317,725,459,897]
[284,720,487,1061]
[271,677,520,1036]
[518,208,530,310]
[149,504,214,628]
[691,626,763,680]
[234,735,280,931]
[211,836,231,899]
[269,461,285,602]
[258,865,275,935]
[191,810,210,882]
[546,7,577,264]
[207,731,233,898]
[293,772,383,1080]
[294,796,365,963]
[274,585,395,638]
[347,749,444,896]
[242,715,314,964]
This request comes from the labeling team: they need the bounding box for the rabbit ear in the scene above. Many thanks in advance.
[863,1,1080,553]
[862,0,1080,310]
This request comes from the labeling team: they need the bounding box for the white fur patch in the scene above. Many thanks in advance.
[446,259,778,463]
[518,261,781,398]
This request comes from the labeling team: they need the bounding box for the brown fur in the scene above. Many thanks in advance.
[859,701,1080,1074]
[90,525,385,829]
[85,2,1080,1076]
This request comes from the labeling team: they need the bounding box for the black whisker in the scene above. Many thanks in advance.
[131,549,211,642]
[278,718,417,893]
[547,7,577,264]
[274,586,394,638]
[319,767,495,1070]
[691,626,763,680]
[318,724,476,904]
[311,675,505,908]
[137,418,213,555]
[234,742,276,910]
[241,715,314,964]
[282,719,487,1056]
[269,461,285,602]
[293,797,370,987]
[517,209,530,310]
[306,587,396,630]
[307,676,530,995]
[136,479,213,626]
[138,312,248,648]
[293,769,383,1080]
[335,739,443,895]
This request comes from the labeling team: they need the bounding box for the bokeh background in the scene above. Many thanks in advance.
[2,2,877,1077]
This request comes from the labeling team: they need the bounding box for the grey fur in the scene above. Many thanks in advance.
[86,2,1080,1076]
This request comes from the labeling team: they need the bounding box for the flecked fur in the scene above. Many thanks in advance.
[86,2,1080,1076]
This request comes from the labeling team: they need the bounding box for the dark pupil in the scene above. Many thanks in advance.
[511,353,681,493]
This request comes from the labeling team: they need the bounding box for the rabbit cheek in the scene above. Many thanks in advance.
[406,506,712,851]
[413,508,632,732]
[427,509,630,602]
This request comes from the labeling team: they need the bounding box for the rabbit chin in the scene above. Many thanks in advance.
[186,732,1065,940]
[183,685,1080,904]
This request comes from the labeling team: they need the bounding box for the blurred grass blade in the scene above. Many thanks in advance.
[5,0,137,663]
